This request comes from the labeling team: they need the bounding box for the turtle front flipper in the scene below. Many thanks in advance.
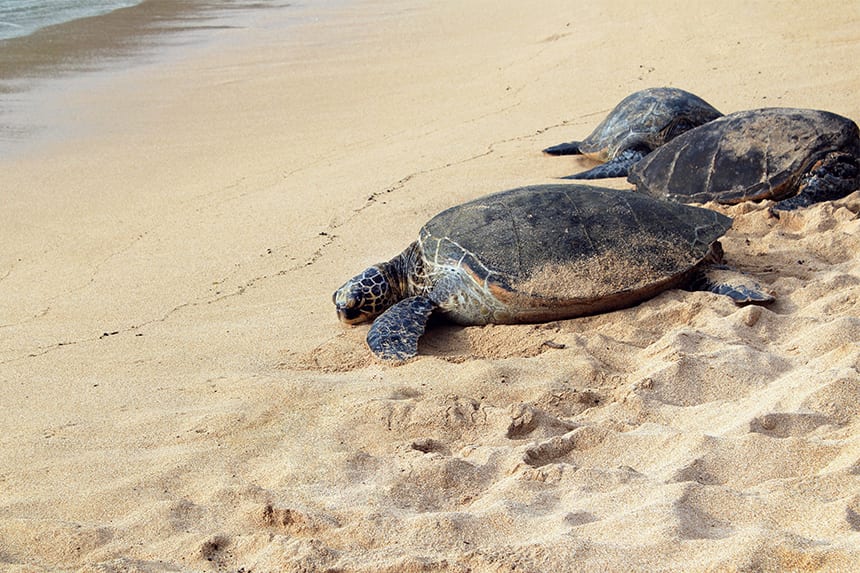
[773,152,860,211]
[695,267,775,305]
[542,141,584,156]
[561,147,648,180]
[367,296,437,361]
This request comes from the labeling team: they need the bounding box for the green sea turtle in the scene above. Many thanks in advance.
[333,185,772,361]
[627,108,860,210]
[543,87,723,179]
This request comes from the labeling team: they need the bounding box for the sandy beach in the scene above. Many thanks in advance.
[1,1,859,571]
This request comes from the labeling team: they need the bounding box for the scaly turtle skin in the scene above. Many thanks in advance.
[543,87,722,180]
[333,185,772,361]
[628,108,860,210]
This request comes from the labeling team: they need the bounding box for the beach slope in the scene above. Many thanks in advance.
[1,1,859,571]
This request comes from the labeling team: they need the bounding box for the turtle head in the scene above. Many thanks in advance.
[333,265,399,325]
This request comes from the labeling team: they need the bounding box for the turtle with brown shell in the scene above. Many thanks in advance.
[627,107,860,210]
[333,185,772,361]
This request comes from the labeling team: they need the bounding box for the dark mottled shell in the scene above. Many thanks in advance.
[417,185,730,317]
[576,87,723,160]
[628,108,860,204]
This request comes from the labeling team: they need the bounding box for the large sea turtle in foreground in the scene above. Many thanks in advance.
[628,108,860,210]
[543,87,723,180]
[333,185,772,361]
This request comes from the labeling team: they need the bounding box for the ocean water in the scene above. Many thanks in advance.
[0,0,305,153]
[0,0,142,41]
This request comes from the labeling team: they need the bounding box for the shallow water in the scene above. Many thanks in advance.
[0,0,142,41]
[0,0,301,155]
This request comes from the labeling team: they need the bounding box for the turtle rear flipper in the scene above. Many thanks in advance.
[694,267,774,305]
[367,296,436,361]
[773,152,860,211]
[561,148,647,180]
[542,141,584,156]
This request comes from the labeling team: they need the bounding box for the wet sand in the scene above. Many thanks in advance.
[1,1,859,571]
[0,1,293,78]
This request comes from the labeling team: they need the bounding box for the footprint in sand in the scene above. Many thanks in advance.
[411,437,450,455]
[505,403,577,440]
[386,455,490,512]
[251,503,340,537]
[522,425,609,468]
[200,535,232,564]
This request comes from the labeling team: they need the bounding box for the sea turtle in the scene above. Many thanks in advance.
[627,107,860,210]
[333,185,772,361]
[543,87,723,180]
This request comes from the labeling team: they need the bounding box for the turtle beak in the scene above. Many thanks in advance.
[333,280,375,325]
[336,304,367,325]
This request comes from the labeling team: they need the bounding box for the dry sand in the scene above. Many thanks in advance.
[1,1,859,571]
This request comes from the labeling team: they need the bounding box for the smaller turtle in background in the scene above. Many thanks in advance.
[543,87,723,179]
[627,107,860,211]
[333,185,772,362]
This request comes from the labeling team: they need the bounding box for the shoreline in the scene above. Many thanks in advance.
[0,0,306,154]
[0,0,301,80]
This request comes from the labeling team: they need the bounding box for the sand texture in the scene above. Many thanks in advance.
[1,1,859,571]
